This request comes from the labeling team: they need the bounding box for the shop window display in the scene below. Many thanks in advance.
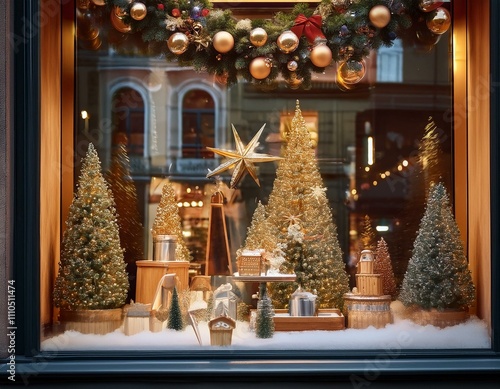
[39,0,492,352]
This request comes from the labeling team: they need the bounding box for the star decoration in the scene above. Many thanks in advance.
[206,123,282,188]
[310,185,327,201]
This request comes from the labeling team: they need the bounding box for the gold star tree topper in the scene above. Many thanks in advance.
[206,123,282,188]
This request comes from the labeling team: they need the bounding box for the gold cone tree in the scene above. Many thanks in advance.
[152,180,191,262]
[53,143,129,310]
[267,101,349,309]
[374,238,398,299]
[360,214,377,252]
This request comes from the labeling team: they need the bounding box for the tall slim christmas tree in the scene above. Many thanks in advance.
[267,101,349,309]
[106,139,144,301]
[399,182,475,310]
[359,214,377,252]
[54,143,129,310]
[374,238,397,299]
[167,286,184,331]
[152,180,191,262]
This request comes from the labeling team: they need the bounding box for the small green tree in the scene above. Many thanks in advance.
[399,183,476,310]
[167,286,184,331]
[53,143,129,310]
[255,284,274,339]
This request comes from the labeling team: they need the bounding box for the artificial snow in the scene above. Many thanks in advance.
[41,307,490,352]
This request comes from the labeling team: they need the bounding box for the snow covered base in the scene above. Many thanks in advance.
[42,306,490,352]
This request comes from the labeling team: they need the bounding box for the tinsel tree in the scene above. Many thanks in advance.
[374,238,397,299]
[359,214,377,252]
[255,284,275,339]
[267,101,349,310]
[399,183,476,310]
[167,286,184,331]
[106,138,144,301]
[53,143,129,310]
[151,180,191,262]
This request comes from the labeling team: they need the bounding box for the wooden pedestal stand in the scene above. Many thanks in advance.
[135,260,189,304]
[343,294,393,329]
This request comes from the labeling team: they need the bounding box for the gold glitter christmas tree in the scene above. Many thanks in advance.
[152,180,191,262]
[266,101,349,310]
[53,143,129,310]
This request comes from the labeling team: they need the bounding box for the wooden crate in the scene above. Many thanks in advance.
[237,255,262,276]
[269,309,345,331]
[356,274,382,295]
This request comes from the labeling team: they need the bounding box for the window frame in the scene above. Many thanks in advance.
[6,0,500,383]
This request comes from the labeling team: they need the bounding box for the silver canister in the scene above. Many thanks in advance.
[152,234,177,262]
[288,287,317,316]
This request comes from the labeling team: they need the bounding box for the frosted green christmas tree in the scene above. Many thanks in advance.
[255,284,275,339]
[167,286,184,331]
[54,143,129,310]
[399,182,475,310]
[267,101,349,309]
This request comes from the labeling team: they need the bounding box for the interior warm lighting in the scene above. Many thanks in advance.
[367,136,374,165]
[364,166,370,172]
[397,165,403,171]
[376,225,390,232]
[183,201,190,207]
[373,180,378,186]
[351,189,357,195]
[402,159,409,167]
[197,201,203,207]
[182,230,192,238]
[385,171,390,176]
[380,173,386,179]
[177,202,183,207]
[187,188,192,193]
[349,230,357,236]
[191,201,197,207]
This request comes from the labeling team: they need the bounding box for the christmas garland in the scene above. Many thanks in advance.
[83,1,450,89]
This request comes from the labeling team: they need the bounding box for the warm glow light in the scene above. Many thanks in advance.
[198,201,203,207]
[187,188,192,193]
[182,230,192,238]
[353,194,359,201]
[351,189,357,195]
[397,165,403,171]
[373,180,378,186]
[385,171,390,176]
[183,201,190,207]
[376,225,390,232]
[402,160,409,167]
[177,202,183,207]
[367,136,374,165]
[191,201,197,207]
[364,166,370,172]
[81,110,89,119]
[380,173,386,179]
[349,230,357,236]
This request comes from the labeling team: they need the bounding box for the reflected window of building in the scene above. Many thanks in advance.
[111,87,145,156]
[182,89,215,158]
[376,39,403,83]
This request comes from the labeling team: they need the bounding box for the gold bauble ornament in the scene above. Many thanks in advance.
[249,57,272,80]
[249,27,268,47]
[130,2,147,21]
[110,9,131,33]
[369,5,391,29]
[277,30,299,54]
[213,31,234,53]
[168,32,189,55]
[286,73,303,90]
[310,44,332,68]
[91,0,106,5]
[337,59,366,85]
[419,0,444,12]
[426,7,451,35]
[113,5,128,19]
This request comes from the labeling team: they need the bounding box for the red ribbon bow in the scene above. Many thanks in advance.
[291,14,325,44]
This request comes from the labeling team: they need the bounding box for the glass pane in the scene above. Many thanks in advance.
[43,1,490,352]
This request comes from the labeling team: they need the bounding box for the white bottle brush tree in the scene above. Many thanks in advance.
[399,182,475,311]
[53,143,129,310]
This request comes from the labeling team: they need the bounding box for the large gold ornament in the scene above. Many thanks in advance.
[249,57,272,80]
[419,0,444,12]
[168,32,189,55]
[277,30,299,54]
[110,7,131,33]
[206,124,282,188]
[426,7,451,35]
[213,31,234,53]
[249,27,268,47]
[130,2,147,21]
[369,5,391,29]
[310,44,332,68]
[337,59,366,85]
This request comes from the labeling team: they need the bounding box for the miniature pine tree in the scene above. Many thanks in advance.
[374,238,397,299]
[167,286,184,331]
[152,180,191,262]
[106,139,144,302]
[399,183,476,310]
[255,284,274,339]
[53,143,129,310]
[360,214,377,252]
[266,101,349,310]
